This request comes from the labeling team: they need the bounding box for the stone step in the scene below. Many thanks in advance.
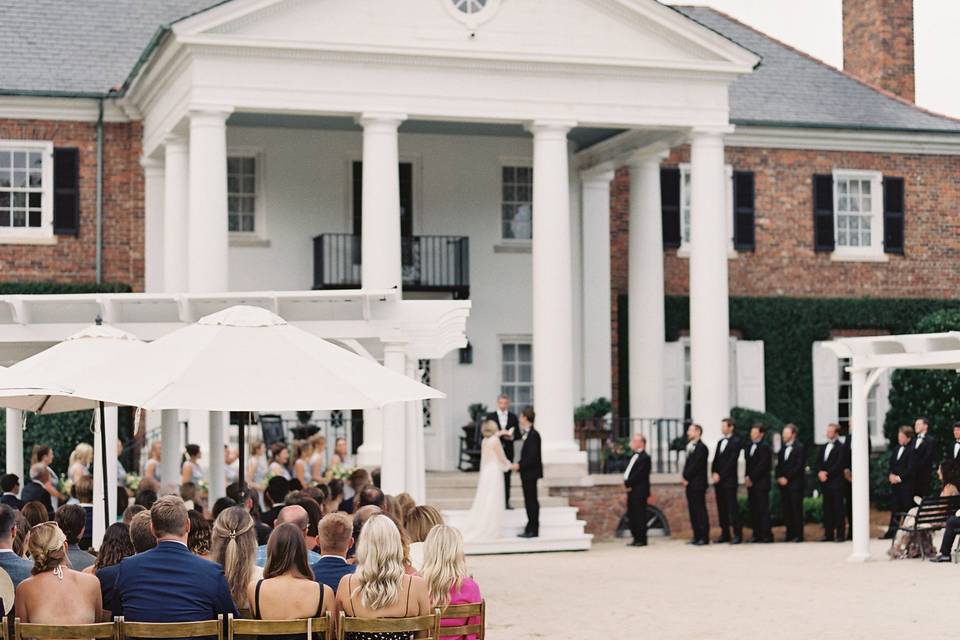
[424,484,553,499]
[442,506,581,527]
[426,495,569,510]
[462,535,593,555]
[440,506,592,555]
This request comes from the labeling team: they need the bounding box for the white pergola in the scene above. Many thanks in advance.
[824,331,960,562]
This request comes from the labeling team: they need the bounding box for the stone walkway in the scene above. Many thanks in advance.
[467,538,953,639]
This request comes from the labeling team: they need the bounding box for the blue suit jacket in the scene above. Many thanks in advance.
[0,494,22,510]
[111,540,239,622]
[0,550,33,589]
[97,563,121,613]
[310,555,356,591]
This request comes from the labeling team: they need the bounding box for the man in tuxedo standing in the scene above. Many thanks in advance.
[513,406,542,538]
[776,424,805,542]
[946,422,960,464]
[0,474,22,510]
[883,426,917,539]
[486,394,519,509]
[20,463,54,518]
[911,417,935,498]
[745,424,773,543]
[711,418,742,544]
[817,423,847,542]
[624,433,651,547]
[682,423,709,545]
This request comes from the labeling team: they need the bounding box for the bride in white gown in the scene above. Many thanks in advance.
[461,420,513,542]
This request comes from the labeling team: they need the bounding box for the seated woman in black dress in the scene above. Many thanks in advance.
[247,522,332,621]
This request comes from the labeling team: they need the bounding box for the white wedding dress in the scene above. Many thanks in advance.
[461,435,512,542]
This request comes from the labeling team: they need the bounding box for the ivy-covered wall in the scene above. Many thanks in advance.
[664,296,960,446]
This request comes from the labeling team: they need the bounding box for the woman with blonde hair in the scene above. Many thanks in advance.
[404,506,444,572]
[420,526,481,640]
[292,440,314,487]
[211,506,261,616]
[14,522,102,624]
[67,443,94,485]
[308,434,327,482]
[143,441,162,484]
[335,515,430,634]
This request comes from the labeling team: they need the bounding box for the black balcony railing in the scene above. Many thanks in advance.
[577,417,687,474]
[313,233,469,298]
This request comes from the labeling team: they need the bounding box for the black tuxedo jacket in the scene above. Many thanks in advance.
[888,444,916,491]
[518,427,543,480]
[485,411,520,460]
[817,440,847,488]
[711,435,741,487]
[20,480,53,517]
[745,440,772,489]
[683,441,709,490]
[776,441,805,488]
[0,494,22,510]
[624,450,651,498]
[947,440,960,465]
[911,434,935,476]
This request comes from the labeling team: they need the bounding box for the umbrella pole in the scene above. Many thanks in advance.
[238,413,246,496]
[98,401,110,530]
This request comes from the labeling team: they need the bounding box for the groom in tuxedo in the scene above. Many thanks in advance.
[513,406,542,538]
[486,394,519,509]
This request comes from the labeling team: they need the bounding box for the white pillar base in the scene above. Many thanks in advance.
[5,409,23,480]
[356,408,383,470]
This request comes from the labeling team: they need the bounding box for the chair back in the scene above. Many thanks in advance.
[13,618,118,640]
[915,495,960,527]
[336,610,441,640]
[440,601,485,640]
[120,615,223,640]
[228,614,332,640]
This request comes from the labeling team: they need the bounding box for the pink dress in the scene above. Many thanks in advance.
[440,577,482,640]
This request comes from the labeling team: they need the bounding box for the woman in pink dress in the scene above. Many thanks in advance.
[420,525,482,640]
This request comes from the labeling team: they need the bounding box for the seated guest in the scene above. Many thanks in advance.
[188,510,212,558]
[284,492,323,552]
[311,513,356,591]
[247,523,333,620]
[339,470,370,514]
[212,497,237,521]
[128,511,158,554]
[334,515,430,625]
[0,504,33,588]
[349,506,382,561]
[928,460,960,563]
[122,504,147,524]
[90,523,134,615]
[304,485,329,513]
[382,513,417,576]
[15,522,102,624]
[395,493,415,519]
[383,495,402,522]
[74,476,95,550]
[12,513,28,558]
[211,506,261,617]
[227,483,272,545]
[0,474,22,510]
[421,526,481,640]
[404,506,444,572]
[21,501,49,529]
[325,479,344,514]
[179,483,199,512]
[20,464,53,518]
[358,485,385,511]
[135,489,159,510]
[111,495,239,621]
[55,504,95,570]
[263,476,291,528]
[255,505,321,567]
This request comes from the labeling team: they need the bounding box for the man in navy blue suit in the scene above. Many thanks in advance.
[311,512,356,591]
[111,495,238,622]
[0,474,22,511]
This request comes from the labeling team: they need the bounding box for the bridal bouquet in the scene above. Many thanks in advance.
[329,466,354,481]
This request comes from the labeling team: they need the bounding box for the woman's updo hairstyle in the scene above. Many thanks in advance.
[28,521,67,575]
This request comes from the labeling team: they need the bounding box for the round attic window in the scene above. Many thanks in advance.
[452,0,488,14]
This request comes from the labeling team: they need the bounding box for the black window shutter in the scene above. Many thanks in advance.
[812,174,834,252]
[660,167,681,248]
[53,148,80,236]
[883,176,905,255]
[732,171,755,251]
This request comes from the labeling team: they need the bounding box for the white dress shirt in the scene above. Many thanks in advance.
[749,442,758,457]
[824,440,835,460]
[497,410,509,429]
[783,444,792,460]
[896,445,904,461]
[624,452,640,480]
[719,438,728,454]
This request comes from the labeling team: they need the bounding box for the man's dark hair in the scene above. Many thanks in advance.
[690,423,703,435]
[129,510,157,553]
[212,497,237,521]
[900,425,916,439]
[284,492,322,537]
[521,406,535,424]
[953,421,960,431]
[358,485,385,510]
[916,416,929,426]
[0,474,19,494]
[55,504,86,545]
[752,423,766,435]
[135,489,158,510]
[722,417,736,429]
[0,504,16,540]
[266,476,291,506]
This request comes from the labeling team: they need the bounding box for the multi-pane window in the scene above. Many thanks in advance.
[838,357,879,436]
[833,170,882,254]
[227,156,257,233]
[419,359,432,429]
[678,164,734,253]
[0,146,47,232]
[501,341,533,405]
[501,166,532,240]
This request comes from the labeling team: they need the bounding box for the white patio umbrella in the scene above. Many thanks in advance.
[70,305,443,491]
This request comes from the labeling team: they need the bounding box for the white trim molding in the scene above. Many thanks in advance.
[727,125,960,156]
[0,96,130,123]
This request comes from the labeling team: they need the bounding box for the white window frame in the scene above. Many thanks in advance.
[679,336,742,419]
[837,356,887,447]
[0,140,54,243]
[676,163,735,258]
[499,336,533,406]
[831,169,884,261]
[499,157,533,245]
[227,147,266,243]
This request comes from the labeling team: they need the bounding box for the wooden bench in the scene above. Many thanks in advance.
[12,619,118,640]
[121,615,224,640]
[337,610,441,640]
[890,494,960,559]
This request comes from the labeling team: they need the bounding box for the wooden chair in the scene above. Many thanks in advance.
[228,613,332,640]
[890,494,960,559]
[440,601,485,640]
[120,615,223,640]
[13,618,119,640]
[336,609,441,640]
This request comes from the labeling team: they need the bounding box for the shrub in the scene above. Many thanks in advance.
[730,407,784,440]
[803,496,823,524]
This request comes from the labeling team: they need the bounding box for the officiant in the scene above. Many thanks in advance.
[486,394,520,509]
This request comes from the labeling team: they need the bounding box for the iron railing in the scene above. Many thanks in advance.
[313,233,469,298]
[577,417,686,474]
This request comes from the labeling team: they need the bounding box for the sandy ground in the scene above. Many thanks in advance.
[467,538,954,640]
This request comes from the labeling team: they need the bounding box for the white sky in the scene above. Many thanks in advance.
[683,0,960,117]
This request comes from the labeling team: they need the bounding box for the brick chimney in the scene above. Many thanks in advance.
[842,0,915,102]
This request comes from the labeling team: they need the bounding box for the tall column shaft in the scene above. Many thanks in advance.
[188,108,232,293]
[380,342,407,494]
[5,409,22,479]
[579,167,614,403]
[163,135,189,293]
[160,409,182,492]
[208,411,226,502]
[688,129,729,450]
[142,157,165,293]
[92,406,118,548]
[358,113,406,292]
[404,359,426,504]
[849,369,872,562]
[356,409,383,470]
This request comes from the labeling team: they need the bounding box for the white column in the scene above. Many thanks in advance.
[688,128,729,450]
[380,342,407,494]
[5,409,22,479]
[160,409,181,493]
[358,113,406,292]
[579,166,615,402]
[356,409,383,470]
[92,406,118,549]
[187,107,232,293]
[628,146,670,420]
[208,411,226,502]
[142,157,165,293]
[529,120,585,469]
[162,134,189,293]
[404,358,426,504]
[849,368,872,562]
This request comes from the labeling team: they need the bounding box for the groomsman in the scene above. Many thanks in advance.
[486,394,519,509]
[817,423,847,542]
[711,418,742,544]
[513,406,542,539]
[883,426,916,539]
[911,417,935,498]
[946,422,960,464]
[744,424,772,543]
[776,424,805,542]
[624,434,651,547]
[682,423,709,546]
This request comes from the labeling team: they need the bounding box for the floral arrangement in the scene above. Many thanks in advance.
[124,473,141,493]
[329,466,354,481]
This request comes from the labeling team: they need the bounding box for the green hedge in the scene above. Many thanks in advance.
[665,296,960,447]
[0,282,131,295]
[737,493,824,526]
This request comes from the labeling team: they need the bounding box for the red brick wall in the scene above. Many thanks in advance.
[0,119,144,290]
[842,0,915,103]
